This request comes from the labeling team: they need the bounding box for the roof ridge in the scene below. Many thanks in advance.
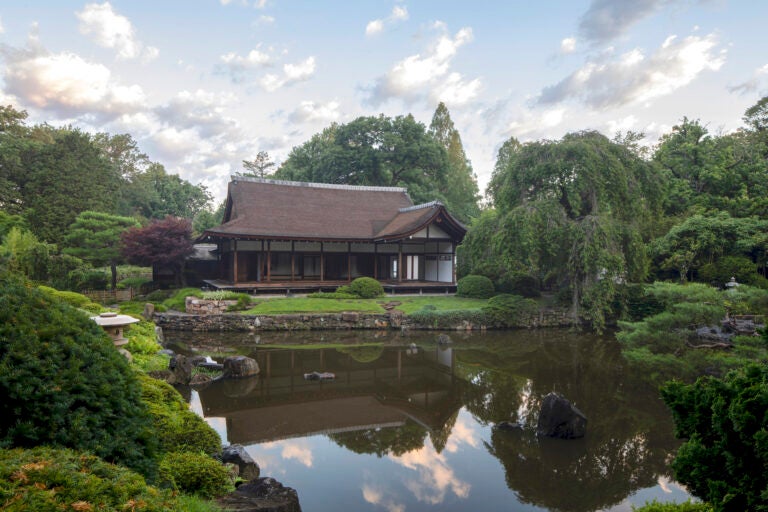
[398,200,442,213]
[232,175,408,193]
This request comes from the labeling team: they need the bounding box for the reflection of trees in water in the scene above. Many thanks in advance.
[335,344,384,363]
[327,420,427,457]
[456,331,681,511]
[429,410,458,454]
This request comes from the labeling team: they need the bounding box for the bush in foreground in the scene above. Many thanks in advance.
[139,375,221,456]
[482,293,538,327]
[0,446,176,511]
[0,275,157,477]
[661,363,768,511]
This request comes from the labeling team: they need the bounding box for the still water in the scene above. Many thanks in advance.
[165,329,693,512]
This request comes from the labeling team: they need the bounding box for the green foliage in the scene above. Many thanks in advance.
[63,210,140,289]
[699,255,763,288]
[307,291,360,299]
[227,294,253,312]
[138,374,221,456]
[408,308,488,329]
[0,227,52,281]
[37,285,91,307]
[125,319,162,356]
[68,267,109,290]
[482,294,538,327]
[274,114,450,206]
[158,452,232,499]
[495,272,541,298]
[0,446,178,511]
[163,287,204,311]
[349,277,384,298]
[118,275,153,289]
[0,274,157,476]
[660,363,768,511]
[457,274,495,299]
[632,499,712,512]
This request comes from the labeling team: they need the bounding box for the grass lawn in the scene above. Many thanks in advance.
[241,295,487,315]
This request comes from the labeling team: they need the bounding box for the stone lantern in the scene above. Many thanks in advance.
[91,312,139,349]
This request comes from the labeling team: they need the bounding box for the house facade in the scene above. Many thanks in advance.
[196,177,467,292]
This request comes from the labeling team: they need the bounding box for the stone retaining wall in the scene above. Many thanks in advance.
[153,307,578,332]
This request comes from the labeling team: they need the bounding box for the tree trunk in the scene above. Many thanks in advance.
[110,262,118,290]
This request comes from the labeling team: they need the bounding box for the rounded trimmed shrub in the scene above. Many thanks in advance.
[457,274,495,299]
[0,274,157,477]
[158,452,232,499]
[349,277,384,298]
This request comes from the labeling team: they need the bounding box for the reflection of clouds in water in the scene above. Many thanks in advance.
[390,443,470,504]
[362,483,405,512]
[189,391,229,444]
[657,476,686,494]
[445,414,479,453]
[261,439,314,468]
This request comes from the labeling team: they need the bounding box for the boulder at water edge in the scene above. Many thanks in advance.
[536,392,587,439]
[223,355,260,379]
[217,477,301,512]
[221,444,260,481]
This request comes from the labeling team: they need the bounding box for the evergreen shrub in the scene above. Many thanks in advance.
[495,273,541,298]
[0,275,157,477]
[138,374,221,456]
[457,274,495,299]
[349,277,384,298]
[0,446,177,511]
[158,452,232,499]
[408,309,487,329]
[482,293,537,327]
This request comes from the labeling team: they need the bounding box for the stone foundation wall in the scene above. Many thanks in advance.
[185,297,238,315]
[153,307,578,332]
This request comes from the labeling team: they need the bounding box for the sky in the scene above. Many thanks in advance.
[1,0,767,204]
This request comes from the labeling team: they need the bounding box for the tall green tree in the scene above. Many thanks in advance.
[123,163,212,220]
[428,102,480,221]
[274,114,449,205]
[483,131,663,330]
[13,127,122,244]
[62,211,139,289]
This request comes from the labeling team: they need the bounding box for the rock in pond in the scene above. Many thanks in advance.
[536,392,587,439]
[223,356,260,379]
[303,371,335,381]
[217,477,302,512]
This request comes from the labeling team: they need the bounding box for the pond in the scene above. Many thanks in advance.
[165,329,694,512]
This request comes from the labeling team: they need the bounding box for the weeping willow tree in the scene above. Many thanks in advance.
[473,131,664,331]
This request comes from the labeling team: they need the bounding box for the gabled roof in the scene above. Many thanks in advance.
[200,177,466,242]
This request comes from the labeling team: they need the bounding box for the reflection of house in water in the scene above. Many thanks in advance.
[196,346,464,445]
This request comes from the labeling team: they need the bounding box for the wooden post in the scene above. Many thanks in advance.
[320,242,324,282]
[398,242,403,283]
[347,242,351,281]
[291,241,295,282]
[267,241,271,282]
[451,243,456,284]
[233,239,238,284]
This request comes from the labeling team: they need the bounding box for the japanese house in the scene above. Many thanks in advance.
[196,176,467,293]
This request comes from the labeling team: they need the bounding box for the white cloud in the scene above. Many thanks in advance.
[366,19,384,36]
[288,100,340,123]
[257,15,275,24]
[219,46,274,82]
[365,5,409,37]
[561,37,577,54]
[76,2,158,61]
[506,107,567,139]
[606,114,638,134]
[1,46,146,118]
[367,24,479,106]
[538,32,725,109]
[0,16,4,34]
[260,56,316,92]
